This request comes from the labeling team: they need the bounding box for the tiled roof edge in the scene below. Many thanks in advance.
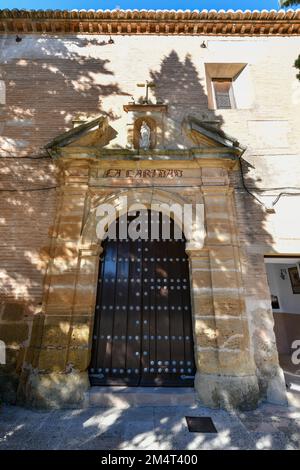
[1,8,299,36]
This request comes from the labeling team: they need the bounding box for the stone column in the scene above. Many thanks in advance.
[18,165,101,408]
[189,184,260,410]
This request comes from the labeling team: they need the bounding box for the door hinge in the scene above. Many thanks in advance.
[89,373,104,379]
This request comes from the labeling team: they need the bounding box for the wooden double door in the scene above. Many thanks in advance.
[89,211,196,387]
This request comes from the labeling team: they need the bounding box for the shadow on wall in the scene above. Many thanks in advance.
[0,33,131,303]
[148,50,281,403]
[149,50,221,148]
[0,43,283,410]
[233,158,280,400]
[0,36,130,157]
[0,35,130,402]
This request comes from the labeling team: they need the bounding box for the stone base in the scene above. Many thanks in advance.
[17,370,90,409]
[194,372,260,410]
[260,366,288,406]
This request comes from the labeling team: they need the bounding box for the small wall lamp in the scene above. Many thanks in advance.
[200,41,207,49]
[16,35,22,43]
[108,36,115,44]
[280,269,287,280]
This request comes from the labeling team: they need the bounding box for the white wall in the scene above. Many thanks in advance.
[266,262,300,314]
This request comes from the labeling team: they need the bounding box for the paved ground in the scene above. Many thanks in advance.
[0,400,300,450]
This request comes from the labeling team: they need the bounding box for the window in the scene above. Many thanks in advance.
[205,63,253,110]
[212,79,235,109]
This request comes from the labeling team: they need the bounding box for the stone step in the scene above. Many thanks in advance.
[84,386,198,408]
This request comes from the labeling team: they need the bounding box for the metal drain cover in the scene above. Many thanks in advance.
[185,416,218,433]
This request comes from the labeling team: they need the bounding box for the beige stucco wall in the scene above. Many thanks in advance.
[0,33,299,408]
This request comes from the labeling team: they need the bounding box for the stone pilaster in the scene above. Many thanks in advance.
[18,166,100,408]
[188,184,260,410]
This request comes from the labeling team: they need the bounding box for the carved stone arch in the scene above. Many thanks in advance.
[80,187,205,366]
[133,116,157,149]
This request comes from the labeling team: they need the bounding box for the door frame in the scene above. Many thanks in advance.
[82,188,206,391]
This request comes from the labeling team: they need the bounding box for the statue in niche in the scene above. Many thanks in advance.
[139,121,151,150]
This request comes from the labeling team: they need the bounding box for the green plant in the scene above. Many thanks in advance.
[280,0,300,7]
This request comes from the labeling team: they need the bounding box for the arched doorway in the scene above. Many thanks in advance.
[89,209,196,387]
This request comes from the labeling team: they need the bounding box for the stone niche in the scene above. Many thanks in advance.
[133,116,157,149]
[123,103,167,150]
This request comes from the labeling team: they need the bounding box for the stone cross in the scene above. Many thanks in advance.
[136,80,156,104]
